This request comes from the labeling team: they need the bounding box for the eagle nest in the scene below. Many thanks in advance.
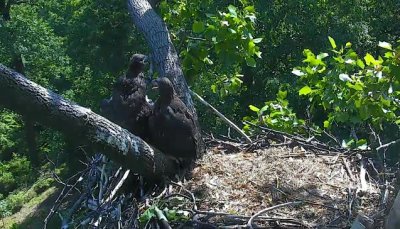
[44,136,398,228]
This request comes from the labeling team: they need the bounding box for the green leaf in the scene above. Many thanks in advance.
[356,59,365,69]
[192,21,205,33]
[247,40,256,55]
[203,57,213,65]
[356,139,368,150]
[228,28,237,33]
[292,68,305,76]
[244,5,255,12]
[345,42,352,48]
[317,53,329,59]
[364,53,376,66]
[211,84,217,93]
[227,5,237,17]
[277,90,287,99]
[339,74,352,82]
[378,41,392,50]
[346,82,363,90]
[249,105,260,112]
[323,120,330,128]
[299,86,312,95]
[328,36,337,49]
[139,207,156,223]
[220,20,229,26]
[253,38,263,43]
[245,57,256,67]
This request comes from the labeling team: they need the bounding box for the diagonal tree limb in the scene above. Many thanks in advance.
[0,64,177,180]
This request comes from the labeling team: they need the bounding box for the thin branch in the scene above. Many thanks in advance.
[246,201,303,228]
[104,169,131,203]
[190,90,252,143]
[376,138,400,151]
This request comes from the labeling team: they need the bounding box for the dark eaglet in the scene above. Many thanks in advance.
[148,77,197,159]
[100,54,152,141]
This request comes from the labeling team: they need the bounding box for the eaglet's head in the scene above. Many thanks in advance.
[128,54,148,73]
[152,77,174,99]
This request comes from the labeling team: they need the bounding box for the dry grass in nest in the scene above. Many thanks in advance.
[175,145,396,228]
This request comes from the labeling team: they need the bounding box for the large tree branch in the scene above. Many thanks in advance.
[0,64,177,180]
[127,0,205,157]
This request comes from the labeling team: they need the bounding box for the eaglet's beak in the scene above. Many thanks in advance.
[151,79,159,90]
[140,55,148,65]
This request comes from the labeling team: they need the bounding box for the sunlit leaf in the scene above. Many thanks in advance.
[211,85,217,93]
[249,105,260,112]
[378,41,392,50]
[356,59,365,69]
[292,68,305,76]
[299,86,312,95]
[253,38,263,43]
[328,36,337,49]
[317,53,329,59]
[227,5,237,17]
[364,53,376,66]
[339,73,352,82]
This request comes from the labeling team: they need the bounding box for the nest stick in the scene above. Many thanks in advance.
[190,90,252,143]
[246,201,303,228]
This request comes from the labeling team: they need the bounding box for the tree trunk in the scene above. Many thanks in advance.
[127,0,205,157]
[0,65,177,180]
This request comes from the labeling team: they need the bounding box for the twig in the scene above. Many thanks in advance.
[187,36,207,41]
[323,130,341,147]
[376,138,400,151]
[190,90,252,143]
[246,201,303,228]
[105,169,130,203]
[358,154,368,192]
[44,175,85,228]
[342,158,356,182]
[244,121,343,153]
[61,194,86,228]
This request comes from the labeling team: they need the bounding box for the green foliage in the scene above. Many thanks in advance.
[0,4,72,90]
[0,188,36,217]
[294,38,400,147]
[32,177,54,194]
[0,155,31,195]
[0,111,21,153]
[244,90,305,134]
[160,1,262,96]
[139,205,190,226]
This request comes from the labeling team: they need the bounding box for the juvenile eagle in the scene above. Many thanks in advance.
[148,77,197,159]
[101,54,152,140]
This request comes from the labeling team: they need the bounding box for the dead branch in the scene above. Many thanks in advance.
[376,138,400,151]
[190,90,252,143]
[244,121,347,153]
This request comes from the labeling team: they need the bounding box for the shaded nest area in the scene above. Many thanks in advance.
[45,139,399,229]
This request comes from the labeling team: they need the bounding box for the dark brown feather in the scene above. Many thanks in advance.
[101,54,152,140]
[148,77,197,159]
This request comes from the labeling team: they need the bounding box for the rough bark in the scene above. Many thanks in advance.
[0,64,177,180]
[127,0,205,157]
